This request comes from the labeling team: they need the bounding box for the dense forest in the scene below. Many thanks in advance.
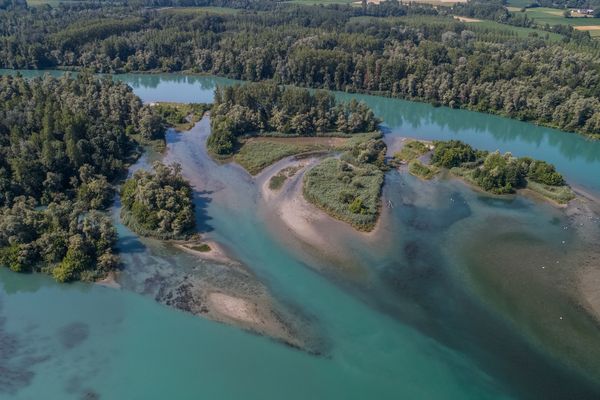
[0,73,163,281]
[208,82,379,155]
[1,2,600,138]
[121,162,196,239]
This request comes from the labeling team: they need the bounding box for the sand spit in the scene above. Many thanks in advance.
[256,155,392,280]
[135,244,315,352]
[175,239,240,266]
[96,271,121,289]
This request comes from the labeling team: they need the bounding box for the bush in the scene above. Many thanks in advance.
[432,140,478,168]
[528,160,565,186]
[408,160,438,180]
[395,141,429,162]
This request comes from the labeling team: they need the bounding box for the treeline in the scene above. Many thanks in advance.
[0,74,164,281]
[452,0,534,27]
[120,162,196,239]
[208,82,379,155]
[2,2,600,137]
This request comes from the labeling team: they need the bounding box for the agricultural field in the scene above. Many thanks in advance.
[388,14,565,41]
[290,0,465,5]
[507,6,600,37]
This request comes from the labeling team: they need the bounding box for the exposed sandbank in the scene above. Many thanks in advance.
[96,271,121,289]
[257,155,393,280]
[174,239,240,266]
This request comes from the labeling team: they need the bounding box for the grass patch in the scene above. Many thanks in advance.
[190,243,212,252]
[507,6,600,38]
[234,141,325,175]
[232,132,378,175]
[303,158,384,231]
[525,179,575,204]
[269,166,303,190]
[394,140,430,163]
[408,160,439,180]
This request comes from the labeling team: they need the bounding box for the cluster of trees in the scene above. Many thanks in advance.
[0,73,164,281]
[120,162,196,239]
[208,82,379,155]
[2,2,600,138]
[0,199,118,282]
[432,140,567,194]
[452,0,534,27]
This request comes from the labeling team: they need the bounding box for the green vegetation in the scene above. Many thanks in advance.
[432,140,483,168]
[121,162,196,240]
[431,140,574,202]
[190,243,212,252]
[0,199,119,282]
[233,140,324,175]
[153,102,211,131]
[408,160,439,180]
[4,1,600,137]
[208,82,379,155]
[394,140,430,163]
[269,166,303,190]
[303,137,387,231]
[304,158,384,231]
[0,73,158,281]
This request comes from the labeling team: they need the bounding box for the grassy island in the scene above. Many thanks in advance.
[303,137,387,231]
[121,162,196,240]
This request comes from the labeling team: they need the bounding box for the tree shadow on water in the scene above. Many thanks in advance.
[193,190,214,234]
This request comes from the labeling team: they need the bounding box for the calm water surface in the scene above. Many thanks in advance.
[1,70,600,399]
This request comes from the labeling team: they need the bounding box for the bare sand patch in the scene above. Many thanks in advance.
[574,25,600,31]
[208,293,262,325]
[175,239,240,266]
[96,271,120,289]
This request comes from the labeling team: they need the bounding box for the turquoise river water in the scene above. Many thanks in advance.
[1,70,600,399]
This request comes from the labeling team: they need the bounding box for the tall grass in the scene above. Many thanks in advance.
[303,158,383,231]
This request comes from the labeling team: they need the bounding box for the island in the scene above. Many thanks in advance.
[395,139,575,204]
[121,161,196,240]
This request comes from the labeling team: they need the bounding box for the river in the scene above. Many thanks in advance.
[1,70,599,399]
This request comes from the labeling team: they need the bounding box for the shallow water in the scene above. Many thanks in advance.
[1,70,600,399]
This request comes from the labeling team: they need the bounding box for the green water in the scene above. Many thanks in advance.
[1,70,600,399]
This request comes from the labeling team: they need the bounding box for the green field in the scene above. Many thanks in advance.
[507,6,600,37]
[388,14,566,42]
